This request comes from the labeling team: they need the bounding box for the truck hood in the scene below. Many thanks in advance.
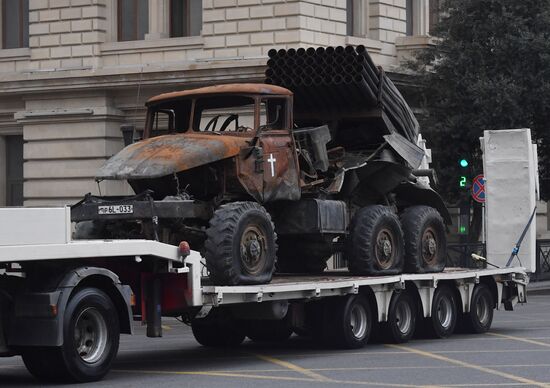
[96,133,249,180]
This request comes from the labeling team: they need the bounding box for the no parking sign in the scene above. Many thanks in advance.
[471,174,485,203]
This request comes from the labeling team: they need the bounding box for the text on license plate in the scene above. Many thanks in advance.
[98,205,134,215]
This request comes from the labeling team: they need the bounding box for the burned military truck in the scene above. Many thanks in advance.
[72,45,450,285]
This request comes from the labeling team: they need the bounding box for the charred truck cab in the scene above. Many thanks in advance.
[72,81,450,286]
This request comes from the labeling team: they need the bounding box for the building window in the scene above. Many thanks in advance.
[5,135,23,206]
[170,0,202,37]
[118,0,149,41]
[2,0,29,49]
[347,0,368,37]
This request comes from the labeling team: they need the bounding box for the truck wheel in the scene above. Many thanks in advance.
[381,291,417,343]
[245,319,293,342]
[347,205,405,275]
[191,319,245,347]
[426,285,457,338]
[205,202,277,285]
[400,206,446,273]
[324,294,372,349]
[22,288,120,383]
[461,284,494,334]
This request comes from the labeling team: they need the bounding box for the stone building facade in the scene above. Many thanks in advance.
[1,0,439,207]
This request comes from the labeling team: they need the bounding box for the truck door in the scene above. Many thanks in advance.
[259,98,301,202]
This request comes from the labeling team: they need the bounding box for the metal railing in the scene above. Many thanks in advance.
[534,239,550,281]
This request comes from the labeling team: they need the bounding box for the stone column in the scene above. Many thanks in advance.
[15,92,131,206]
[146,0,170,40]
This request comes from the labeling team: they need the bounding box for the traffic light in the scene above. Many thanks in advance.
[458,158,469,188]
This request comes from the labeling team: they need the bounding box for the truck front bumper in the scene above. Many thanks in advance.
[71,193,213,222]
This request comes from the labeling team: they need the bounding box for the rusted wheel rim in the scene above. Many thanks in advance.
[421,227,438,266]
[375,228,395,270]
[240,225,267,275]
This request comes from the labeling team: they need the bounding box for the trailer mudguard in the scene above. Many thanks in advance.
[8,267,133,347]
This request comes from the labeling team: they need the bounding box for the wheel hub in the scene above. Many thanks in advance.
[422,228,438,265]
[74,307,108,364]
[375,229,395,269]
[240,225,267,275]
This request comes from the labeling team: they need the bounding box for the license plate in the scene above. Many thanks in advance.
[98,205,134,215]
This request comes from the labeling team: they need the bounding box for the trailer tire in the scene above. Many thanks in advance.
[426,285,457,338]
[205,202,277,285]
[347,206,405,276]
[381,291,417,343]
[245,320,293,342]
[324,294,372,349]
[461,284,494,334]
[191,319,245,347]
[400,206,446,273]
[22,287,120,383]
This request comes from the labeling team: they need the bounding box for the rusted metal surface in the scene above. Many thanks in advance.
[96,133,249,180]
[235,131,301,203]
[147,83,292,105]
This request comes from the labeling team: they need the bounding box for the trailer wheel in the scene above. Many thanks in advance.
[461,284,494,333]
[245,320,293,342]
[382,291,417,343]
[22,287,120,383]
[324,294,372,349]
[427,285,457,338]
[400,206,446,273]
[347,205,405,275]
[205,202,277,285]
[191,319,245,347]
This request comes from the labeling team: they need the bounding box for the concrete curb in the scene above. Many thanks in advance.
[527,280,550,292]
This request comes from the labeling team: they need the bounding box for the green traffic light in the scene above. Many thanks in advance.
[459,159,469,168]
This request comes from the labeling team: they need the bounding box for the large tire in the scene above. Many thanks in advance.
[400,206,447,273]
[461,284,494,334]
[426,285,457,338]
[205,202,277,285]
[245,319,293,343]
[22,288,120,383]
[191,316,245,347]
[346,205,405,276]
[381,291,417,343]
[323,294,373,349]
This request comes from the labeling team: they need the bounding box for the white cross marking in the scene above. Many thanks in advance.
[267,153,277,177]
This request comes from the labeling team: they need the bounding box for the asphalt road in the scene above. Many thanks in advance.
[1,291,550,388]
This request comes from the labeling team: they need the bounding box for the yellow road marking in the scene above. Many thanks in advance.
[252,352,333,382]
[113,368,432,387]
[487,332,550,348]
[114,369,317,382]
[387,344,550,388]
[161,325,172,331]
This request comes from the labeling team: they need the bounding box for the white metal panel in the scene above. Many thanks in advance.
[483,129,537,271]
[0,239,181,262]
[0,207,71,246]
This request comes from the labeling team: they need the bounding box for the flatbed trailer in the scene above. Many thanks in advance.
[0,207,528,383]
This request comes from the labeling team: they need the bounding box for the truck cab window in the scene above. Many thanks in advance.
[260,98,286,130]
[194,96,255,132]
[150,109,176,137]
